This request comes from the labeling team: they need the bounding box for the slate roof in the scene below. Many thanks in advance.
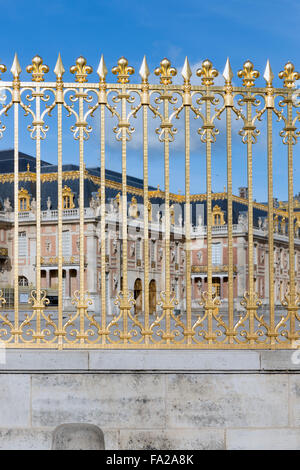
[0,149,285,227]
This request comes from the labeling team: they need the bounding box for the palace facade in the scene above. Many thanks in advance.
[0,149,299,315]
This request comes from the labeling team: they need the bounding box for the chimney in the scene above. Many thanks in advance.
[239,187,248,199]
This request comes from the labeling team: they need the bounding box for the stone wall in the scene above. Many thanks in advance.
[0,350,300,450]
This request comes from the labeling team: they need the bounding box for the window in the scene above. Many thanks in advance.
[18,188,30,212]
[62,230,71,257]
[136,238,142,262]
[254,245,258,265]
[62,186,75,209]
[18,232,27,257]
[151,240,156,261]
[18,275,28,287]
[212,243,222,265]
[212,205,225,226]
[212,277,221,297]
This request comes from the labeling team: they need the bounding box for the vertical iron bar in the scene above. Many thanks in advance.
[164,95,171,344]
[246,95,255,345]
[79,88,85,344]
[267,107,275,346]
[35,85,42,344]
[226,106,234,343]
[287,98,296,342]
[185,105,192,344]
[205,94,214,343]
[143,104,150,345]
[13,102,19,343]
[100,103,106,344]
[121,90,129,343]
[57,102,63,348]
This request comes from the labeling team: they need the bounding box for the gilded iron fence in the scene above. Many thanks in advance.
[0,53,299,349]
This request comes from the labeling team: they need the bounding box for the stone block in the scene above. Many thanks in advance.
[0,350,89,371]
[260,350,300,371]
[32,373,165,429]
[166,374,288,428]
[226,428,300,450]
[52,423,105,450]
[0,375,31,427]
[88,350,260,371]
[0,428,52,450]
[119,429,225,450]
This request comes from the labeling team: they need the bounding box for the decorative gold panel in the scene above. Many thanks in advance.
[0,54,298,349]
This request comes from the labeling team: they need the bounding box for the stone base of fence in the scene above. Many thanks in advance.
[0,349,300,450]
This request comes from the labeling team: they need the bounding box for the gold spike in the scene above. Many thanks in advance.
[26,55,49,82]
[97,54,108,83]
[10,53,21,80]
[154,58,177,85]
[112,56,134,84]
[139,55,150,83]
[223,57,233,85]
[54,53,65,82]
[196,59,218,86]
[263,59,274,87]
[70,56,93,83]
[237,60,259,87]
[181,56,192,84]
[279,61,300,88]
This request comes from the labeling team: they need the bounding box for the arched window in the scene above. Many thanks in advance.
[18,188,30,212]
[18,275,28,287]
[212,205,225,226]
[62,186,75,209]
[149,279,157,314]
[134,278,142,315]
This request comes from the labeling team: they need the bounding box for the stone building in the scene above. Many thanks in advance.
[0,149,299,316]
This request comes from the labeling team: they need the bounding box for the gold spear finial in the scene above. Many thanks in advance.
[26,55,49,82]
[223,57,233,85]
[181,56,192,84]
[139,55,150,83]
[196,59,218,86]
[54,53,65,82]
[10,53,21,80]
[237,60,259,87]
[279,61,300,88]
[112,57,134,84]
[263,59,274,87]
[97,54,108,83]
[70,56,93,83]
[154,58,177,85]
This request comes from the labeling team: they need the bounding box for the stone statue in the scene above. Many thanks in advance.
[47,196,51,211]
[258,217,262,229]
[3,197,12,212]
[197,214,202,227]
[178,214,183,227]
[128,197,138,218]
[113,275,118,290]
[30,197,36,213]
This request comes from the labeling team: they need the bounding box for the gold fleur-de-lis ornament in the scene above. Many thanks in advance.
[279,61,300,88]
[196,59,218,86]
[112,57,134,84]
[70,56,93,83]
[237,60,259,87]
[26,55,49,82]
[0,61,6,80]
[154,58,177,85]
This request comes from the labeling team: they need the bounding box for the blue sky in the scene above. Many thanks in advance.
[0,0,299,201]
